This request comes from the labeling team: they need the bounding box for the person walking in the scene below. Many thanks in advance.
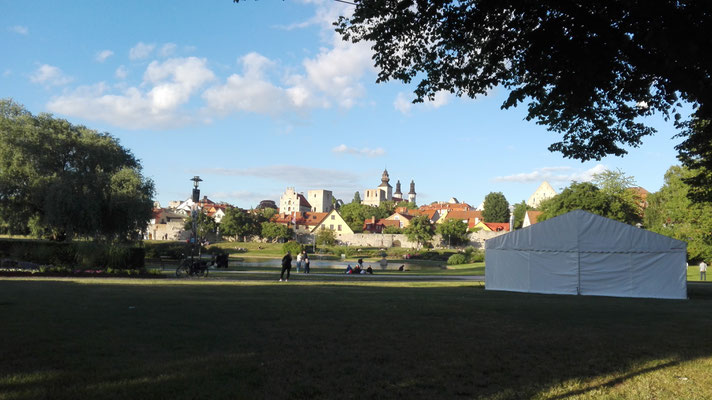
[296,250,303,273]
[701,260,708,281]
[280,251,292,282]
[303,254,310,274]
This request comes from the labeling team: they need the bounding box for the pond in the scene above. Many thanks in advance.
[229,257,446,272]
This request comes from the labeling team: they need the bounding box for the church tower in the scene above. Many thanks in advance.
[408,180,416,205]
[394,180,402,199]
[377,168,393,201]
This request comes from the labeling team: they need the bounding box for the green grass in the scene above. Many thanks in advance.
[1,277,711,399]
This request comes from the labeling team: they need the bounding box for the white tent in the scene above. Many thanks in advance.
[485,210,687,299]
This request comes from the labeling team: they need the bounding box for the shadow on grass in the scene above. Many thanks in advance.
[0,279,711,399]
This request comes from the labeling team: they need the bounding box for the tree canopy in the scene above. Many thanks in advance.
[436,218,468,246]
[482,192,510,223]
[403,215,434,248]
[512,201,534,230]
[219,207,260,241]
[539,181,640,225]
[0,99,154,241]
[644,165,712,262]
[335,2,712,199]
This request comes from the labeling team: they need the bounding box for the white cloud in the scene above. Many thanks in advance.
[115,65,128,79]
[394,90,452,114]
[332,144,386,157]
[394,93,413,114]
[199,165,362,190]
[159,43,177,58]
[47,57,214,129]
[8,25,28,35]
[95,50,114,62]
[493,164,608,184]
[129,42,155,60]
[203,52,295,115]
[30,64,72,86]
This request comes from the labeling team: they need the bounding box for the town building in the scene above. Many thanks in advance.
[307,189,334,213]
[527,181,557,208]
[279,187,311,214]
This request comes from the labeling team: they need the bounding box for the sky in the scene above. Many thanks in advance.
[1,1,686,210]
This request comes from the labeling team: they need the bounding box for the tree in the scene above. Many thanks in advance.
[539,182,640,225]
[382,225,402,234]
[482,192,510,223]
[352,191,361,204]
[592,169,644,219]
[339,202,390,233]
[334,2,712,199]
[257,207,277,222]
[315,228,337,246]
[436,218,468,247]
[644,166,712,262]
[403,215,434,248]
[512,201,534,230]
[184,212,218,242]
[395,200,417,210]
[0,99,154,241]
[260,222,292,242]
[220,207,259,241]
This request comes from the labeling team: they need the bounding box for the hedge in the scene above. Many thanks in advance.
[0,239,144,270]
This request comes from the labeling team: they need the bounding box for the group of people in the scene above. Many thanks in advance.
[280,250,310,282]
[345,259,373,275]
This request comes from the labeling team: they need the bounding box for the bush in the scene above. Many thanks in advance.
[0,239,144,270]
[282,241,303,256]
[447,253,467,265]
[463,246,485,263]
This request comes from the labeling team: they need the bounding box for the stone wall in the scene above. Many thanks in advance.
[294,230,507,249]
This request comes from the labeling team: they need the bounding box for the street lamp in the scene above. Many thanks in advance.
[190,176,202,260]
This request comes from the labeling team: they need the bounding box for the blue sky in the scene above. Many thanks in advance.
[2,1,684,209]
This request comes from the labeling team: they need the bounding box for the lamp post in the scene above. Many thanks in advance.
[190,176,202,260]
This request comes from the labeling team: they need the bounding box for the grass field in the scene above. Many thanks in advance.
[1,277,711,400]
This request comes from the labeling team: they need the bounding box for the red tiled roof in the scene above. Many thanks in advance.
[526,211,542,225]
[444,210,482,221]
[483,222,510,232]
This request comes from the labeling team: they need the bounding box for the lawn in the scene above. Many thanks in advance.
[1,277,711,400]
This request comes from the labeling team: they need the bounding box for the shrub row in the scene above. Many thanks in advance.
[0,239,145,270]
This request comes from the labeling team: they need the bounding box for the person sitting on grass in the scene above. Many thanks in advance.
[345,264,353,274]
[366,266,373,274]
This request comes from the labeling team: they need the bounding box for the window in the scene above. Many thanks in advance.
[338,225,342,231]
[330,224,334,230]
[331,215,335,220]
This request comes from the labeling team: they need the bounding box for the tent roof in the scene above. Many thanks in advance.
[486,210,686,253]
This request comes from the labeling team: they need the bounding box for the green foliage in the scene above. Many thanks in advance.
[447,253,467,265]
[282,241,303,256]
[644,166,712,262]
[383,225,403,234]
[512,201,533,229]
[377,200,396,216]
[395,201,417,210]
[539,181,641,225]
[183,212,218,241]
[482,192,510,223]
[220,208,259,240]
[352,191,361,204]
[436,218,469,246]
[0,99,154,241]
[0,238,144,269]
[403,215,435,247]
[258,207,277,221]
[260,222,292,242]
[464,246,485,263]
[339,202,390,233]
[315,228,337,246]
[336,3,712,180]
[143,241,192,259]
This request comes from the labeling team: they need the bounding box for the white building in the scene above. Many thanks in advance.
[527,181,557,208]
[307,189,333,213]
[279,187,311,214]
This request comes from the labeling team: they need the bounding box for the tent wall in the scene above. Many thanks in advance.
[485,210,688,300]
